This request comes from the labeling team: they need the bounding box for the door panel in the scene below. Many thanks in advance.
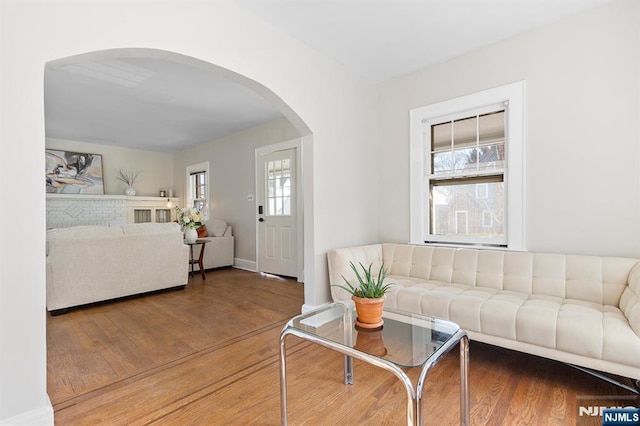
[257,148,297,277]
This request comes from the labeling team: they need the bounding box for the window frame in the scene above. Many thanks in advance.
[186,161,210,221]
[409,81,525,250]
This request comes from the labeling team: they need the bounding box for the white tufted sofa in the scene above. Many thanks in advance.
[46,222,189,314]
[328,243,640,383]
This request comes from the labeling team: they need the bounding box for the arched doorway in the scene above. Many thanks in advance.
[44,47,315,298]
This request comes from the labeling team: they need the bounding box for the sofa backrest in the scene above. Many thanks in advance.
[328,243,640,307]
[207,219,229,237]
[47,225,124,240]
[120,222,181,235]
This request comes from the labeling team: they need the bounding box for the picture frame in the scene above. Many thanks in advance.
[45,149,105,194]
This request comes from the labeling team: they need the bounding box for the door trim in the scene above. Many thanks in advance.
[255,139,303,282]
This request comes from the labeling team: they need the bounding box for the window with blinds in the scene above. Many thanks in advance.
[190,170,207,213]
[427,108,506,243]
[186,162,209,221]
[409,81,525,249]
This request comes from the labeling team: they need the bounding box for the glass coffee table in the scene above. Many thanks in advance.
[279,302,469,426]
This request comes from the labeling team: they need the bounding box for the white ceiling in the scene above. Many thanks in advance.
[44,0,613,153]
[239,0,614,84]
[44,57,284,153]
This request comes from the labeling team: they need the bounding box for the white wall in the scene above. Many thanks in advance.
[173,118,300,265]
[47,138,174,196]
[0,1,378,422]
[378,0,640,258]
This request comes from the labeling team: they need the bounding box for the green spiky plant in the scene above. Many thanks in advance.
[332,261,393,298]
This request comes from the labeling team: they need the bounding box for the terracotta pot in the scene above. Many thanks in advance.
[355,328,387,357]
[352,296,384,328]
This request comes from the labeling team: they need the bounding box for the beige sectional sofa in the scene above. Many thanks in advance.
[328,243,640,388]
[46,222,189,314]
[189,218,234,271]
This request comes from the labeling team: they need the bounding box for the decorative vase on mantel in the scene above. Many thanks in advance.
[184,227,198,243]
[125,186,136,196]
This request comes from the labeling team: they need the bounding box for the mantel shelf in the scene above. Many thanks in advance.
[46,193,179,202]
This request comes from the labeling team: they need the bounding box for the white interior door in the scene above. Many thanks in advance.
[257,148,297,277]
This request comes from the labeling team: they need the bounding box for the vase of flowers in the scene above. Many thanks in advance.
[175,206,203,242]
[183,227,198,243]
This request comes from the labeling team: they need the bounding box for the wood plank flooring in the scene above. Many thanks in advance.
[47,268,639,425]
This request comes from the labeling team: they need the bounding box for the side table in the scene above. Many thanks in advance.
[279,303,469,425]
[185,239,208,280]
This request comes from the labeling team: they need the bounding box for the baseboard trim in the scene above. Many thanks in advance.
[1,403,54,425]
[233,258,256,272]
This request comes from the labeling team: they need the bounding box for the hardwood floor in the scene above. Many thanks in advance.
[47,268,638,425]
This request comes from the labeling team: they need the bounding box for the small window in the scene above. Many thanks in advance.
[482,210,493,228]
[191,171,207,212]
[476,183,488,199]
[186,162,209,220]
[265,158,291,216]
[455,211,468,234]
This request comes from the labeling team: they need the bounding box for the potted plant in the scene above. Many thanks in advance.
[332,261,393,329]
[116,168,141,196]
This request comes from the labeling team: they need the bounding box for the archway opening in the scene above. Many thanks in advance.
[44,47,314,308]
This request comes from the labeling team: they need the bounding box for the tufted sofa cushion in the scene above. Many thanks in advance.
[328,243,640,380]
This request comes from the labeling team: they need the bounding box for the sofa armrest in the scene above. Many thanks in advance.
[621,262,640,337]
[223,225,232,237]
[327,244,383,302]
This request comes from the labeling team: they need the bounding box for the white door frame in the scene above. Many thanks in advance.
[255,139,303,282]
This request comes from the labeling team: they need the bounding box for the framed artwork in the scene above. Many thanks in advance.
[45,149,105,194]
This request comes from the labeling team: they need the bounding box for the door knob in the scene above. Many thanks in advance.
[258,218,264,222]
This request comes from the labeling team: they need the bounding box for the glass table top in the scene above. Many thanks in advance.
[286,303,460,368]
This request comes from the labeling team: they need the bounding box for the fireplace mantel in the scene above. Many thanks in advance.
[46,193,178,201]
[46,194,180,229]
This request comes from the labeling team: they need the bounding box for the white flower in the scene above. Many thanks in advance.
[175,204,203,228]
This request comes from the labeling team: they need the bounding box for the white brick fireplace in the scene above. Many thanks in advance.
[46,194,179,229]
